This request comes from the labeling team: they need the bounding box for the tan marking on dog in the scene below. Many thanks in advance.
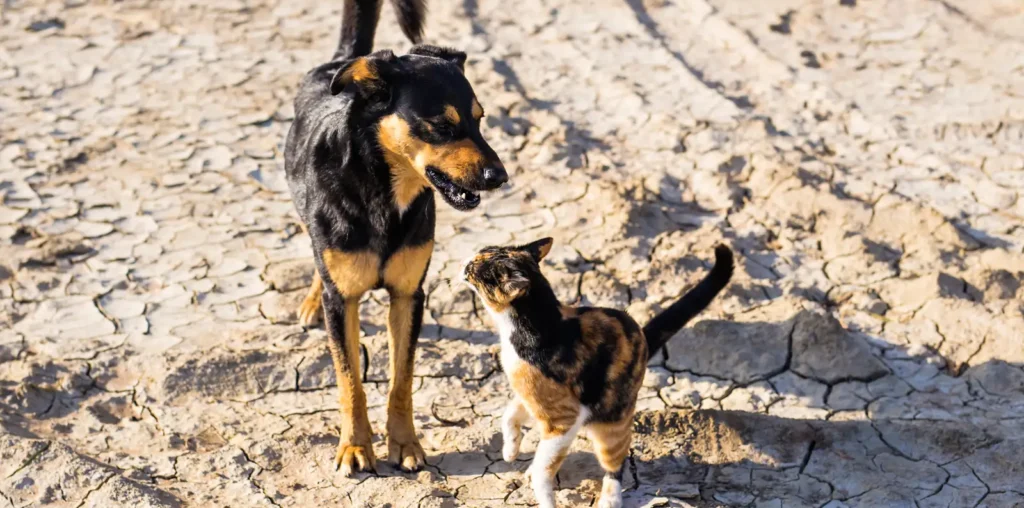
[385,293,426,469]
[344,57,376,83]
[325,296,375,472]
[534,240,553,260]
[391,166,429,212]
[444,104,461,125]
[378,114,485,186]
[298,270,323,325]
[471,100,484,120]
[322,249,380,297]
[383,241,434,296]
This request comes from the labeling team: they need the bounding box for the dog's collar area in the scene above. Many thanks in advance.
[426,167,481,210]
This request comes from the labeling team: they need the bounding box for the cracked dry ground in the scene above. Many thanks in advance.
[1,0,1024,506]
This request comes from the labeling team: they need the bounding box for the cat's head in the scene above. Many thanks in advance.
[461,237,553,311]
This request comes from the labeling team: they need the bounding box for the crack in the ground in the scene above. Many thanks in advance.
[5,441,51,480]
[73,472,115,508]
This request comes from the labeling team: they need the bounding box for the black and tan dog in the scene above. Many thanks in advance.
[284,0,507,475]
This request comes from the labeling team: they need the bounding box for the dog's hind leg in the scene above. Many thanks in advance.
[297,271,323,326]
[382,241,433,472]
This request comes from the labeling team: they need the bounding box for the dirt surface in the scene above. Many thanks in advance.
[2,0,1024,506]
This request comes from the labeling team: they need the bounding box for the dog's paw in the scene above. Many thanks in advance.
[297,292,322,327]
[387,436,426,472]
[335,441,376,477]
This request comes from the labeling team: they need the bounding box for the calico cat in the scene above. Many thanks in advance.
[462,238,733,508]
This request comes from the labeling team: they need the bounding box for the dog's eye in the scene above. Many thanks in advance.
[428,118,457,137]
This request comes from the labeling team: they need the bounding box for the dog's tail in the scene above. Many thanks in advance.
[335,0,427,59]
[642,245,734,360]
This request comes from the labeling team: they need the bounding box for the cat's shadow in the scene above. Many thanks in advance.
[423,407,1008,507]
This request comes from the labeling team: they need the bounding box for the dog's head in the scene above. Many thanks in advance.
[331,46,507,211]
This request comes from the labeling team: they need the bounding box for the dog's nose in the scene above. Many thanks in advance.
[481,166,508,189]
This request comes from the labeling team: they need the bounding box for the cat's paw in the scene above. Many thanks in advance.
[598,475,623,508]
[502,439,520,462]
[502,427,523,462]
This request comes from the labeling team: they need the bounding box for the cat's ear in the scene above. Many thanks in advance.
[522,237,553,262]
[501,272,530,300]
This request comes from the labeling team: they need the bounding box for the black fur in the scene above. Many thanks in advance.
[336,0,427,59]
[642,245,735,359]
[285,52,439,259]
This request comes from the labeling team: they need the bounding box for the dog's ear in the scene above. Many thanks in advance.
[522,237,553,262]
[408,45,467,72]
[330,50,398,98]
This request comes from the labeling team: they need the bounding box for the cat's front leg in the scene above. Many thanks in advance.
[502,397,529,462]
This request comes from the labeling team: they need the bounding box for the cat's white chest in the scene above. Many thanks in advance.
[488,308,523,375]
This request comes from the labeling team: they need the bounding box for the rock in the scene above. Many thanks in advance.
[720,381,778,412]
[966,360,1024,397]
[152,350,298,404]
[664,318,792,384]
[965,439,1024,494]
[876,272,970,313]
[827,381,870,411]
[768,371,829,419]
[633,410,815,469]
[258,289,306,324]
[789,310,887,383]
[263,259,315,293]
[917,299,994,373]
[874,420,999,464]
[660,372,730,409]
[14,297,116,342]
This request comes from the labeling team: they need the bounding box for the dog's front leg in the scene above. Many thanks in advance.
[381,241,433,472]
[385,287,427,471]
[322,287,375,476]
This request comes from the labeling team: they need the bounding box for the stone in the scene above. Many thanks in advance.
[264,259,315,293]
[965,439,1024,494]
[664,318,792,384]
[720,381,778,412]
[876,272,970,314]
[790,310,888,383]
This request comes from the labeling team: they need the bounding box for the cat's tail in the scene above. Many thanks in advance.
[335,0,426,60]
[642,245,734,360]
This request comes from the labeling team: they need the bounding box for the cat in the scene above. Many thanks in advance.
[461,238,733,508]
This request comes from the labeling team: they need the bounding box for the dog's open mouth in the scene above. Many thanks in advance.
[426,167,481,211]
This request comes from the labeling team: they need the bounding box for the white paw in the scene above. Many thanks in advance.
[502,440,520,462]
[502,429,522,462]
[529,470,556,508]
[597,495,622,508]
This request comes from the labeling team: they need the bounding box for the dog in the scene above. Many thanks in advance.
[284,0,508,475]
